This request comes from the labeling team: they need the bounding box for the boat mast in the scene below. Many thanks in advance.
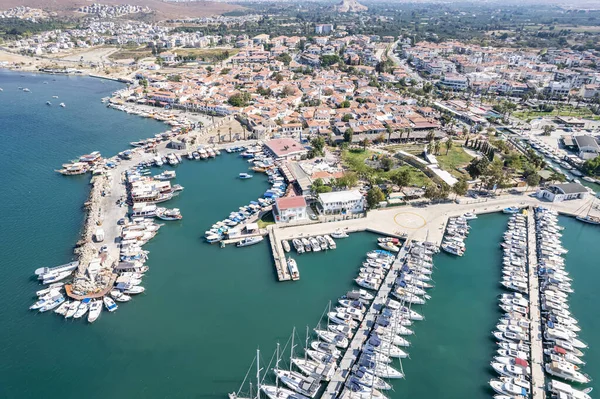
[256,347,261,399]
[290,327,295,372]
[304,325,309,361]
[275,343,280,391]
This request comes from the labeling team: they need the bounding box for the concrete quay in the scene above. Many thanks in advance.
[322,243,409,399]
[527,208,545,399]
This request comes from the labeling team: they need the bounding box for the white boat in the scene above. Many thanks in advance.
[41,270,73,285]
[489,380,529,397]
[378,242,399,252]
[103,296,118,312]
[35,261,79,277]
[291,357,335,381]
[30,289,62,310]
[287,258,300,281]
[545,361,590,383]
[261,385,310,399]
[87,300,102,323]
[273,369,320,398]
[73,299,90,319]
[548,379,592,399]
[54,301,70,316]
[110,290,131,302]
[331,230,349,239]
[64,300,80,318]
[59,103,66,108]
[237,236,264,247]
[282,240,291,252]
[155,207,182,221]
[123,286,145,295]
[463,212,477,220]
[39,295,65,312]
[35,282,65,297]
[441,243,464,256]
[314,329,349,348]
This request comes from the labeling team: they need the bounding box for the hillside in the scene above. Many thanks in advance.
[333,0,368,13]
[0,0,242,20]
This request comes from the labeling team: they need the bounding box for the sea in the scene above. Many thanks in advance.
[0,70,598,399]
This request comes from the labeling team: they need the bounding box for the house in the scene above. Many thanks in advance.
[537,183,587,202]
[273,196,308,223]
[263,138,307,160]
[318,190,365,215]
[573,135,600,160]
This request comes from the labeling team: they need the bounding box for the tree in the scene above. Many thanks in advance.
[340,100,351,108]
[336,172,358,189]
[549,171,566,183]
[228,92,251,107]
[275,52,292,65]
[311,178,332,194]
[452,178,469,198]
[542,125,555,136]
[525,174,541,190]
[391,169,411,188]
[366,187,385,208]
[341,113,354,122]
[466,156,490,179]
[434,140,441,155]
[381,156,394,172]
[281,85,296,97]
[361,138,370,151]
[274,73,284,83]
[445,138,454,155]
[310,136,325,157]
[344,128,354,143]
[320,54,341,67]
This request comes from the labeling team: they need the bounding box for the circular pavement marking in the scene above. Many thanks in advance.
[393,212,427,229]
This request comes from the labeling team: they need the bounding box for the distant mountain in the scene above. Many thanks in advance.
[333,0,368,13]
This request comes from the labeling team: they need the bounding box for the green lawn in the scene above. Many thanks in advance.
[342,149,432,187]
[434,146,474,178]
[514,106,600,122]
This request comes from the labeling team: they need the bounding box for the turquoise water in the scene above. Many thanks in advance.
[0,71,380,398]
[558,216,599,393]
[1,71,599,399]
[392,213,508,399]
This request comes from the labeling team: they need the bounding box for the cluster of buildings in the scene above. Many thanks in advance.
[0,7,48,21]
[403,41,600,99]
[76,4,152,18]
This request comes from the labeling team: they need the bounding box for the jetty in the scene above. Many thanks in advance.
[526,207,545,399]
[322,242,409,399]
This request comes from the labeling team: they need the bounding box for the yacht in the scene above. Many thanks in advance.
[291,357,335,381]
[489,380,529,397]
[261,385,310,399]
[547,379,592,399]
[87,300,102,323]
[273,369,320,398]
[287,258,300,281]
[545,361,590,383]
[237,236,264,247]
[314,329,349,348]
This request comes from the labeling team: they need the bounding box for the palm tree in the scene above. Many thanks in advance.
[445,138,454,155]
[427,141,434,154]
[426,131,435,143]
[404,128,412,143]
[361,137,370,151]
[229,127,232,142]
[434,140,441,155]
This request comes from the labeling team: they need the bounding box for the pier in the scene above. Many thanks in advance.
[322,242,409,399]
[526,207,545,399]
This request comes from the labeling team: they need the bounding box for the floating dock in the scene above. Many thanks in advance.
[526,207,545,399]
[322,242,409,399]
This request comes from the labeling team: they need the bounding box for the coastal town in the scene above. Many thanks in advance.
[3,0,600,398]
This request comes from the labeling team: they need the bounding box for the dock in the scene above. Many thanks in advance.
[321,242,409,399]
[269,225,290,281]
[526,207,545,399]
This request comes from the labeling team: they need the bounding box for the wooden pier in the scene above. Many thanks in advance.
[321,242,409,399]
[269,225,290,281]
[526,208,545,399]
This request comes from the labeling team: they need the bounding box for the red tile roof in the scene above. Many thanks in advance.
[276,196,307,210]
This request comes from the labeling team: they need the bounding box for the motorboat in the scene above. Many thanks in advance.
[41,270,73,285]
[237,236,264,247]
[87,300,102,323]
[545,361,590,384]
[331,230,349,239]
[111,290,132,302]
[73,298,91,319]
[239,173,253,179]
[34,261,79,277]
[155,207,182,221]
[282,240,291,252]
[39,295,65,312]
[503,207,521,214]
[489,380,529,397]
[103,296,118,312]
[547,379,592,399]
[287,258,300,281]
[378,242,399,253]
[64,300,80,318]
[441,243,464,256]
[463,212,477,220]
[54,302,70,316]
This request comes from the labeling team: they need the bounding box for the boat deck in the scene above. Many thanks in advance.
[321,242,409,399]
[64,274,117,300]
[527,208,545,399]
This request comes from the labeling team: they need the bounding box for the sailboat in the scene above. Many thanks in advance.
[576,198,600,225]
[229,348,260,399]
[273,327,321,398]
[261,343,311,399]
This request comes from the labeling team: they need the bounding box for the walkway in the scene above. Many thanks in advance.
[322,243,409,399]
[527,208,545,399]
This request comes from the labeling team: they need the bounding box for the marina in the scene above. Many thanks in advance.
[3,71,600,399]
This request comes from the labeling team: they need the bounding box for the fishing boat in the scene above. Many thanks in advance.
[237,236,264,247]
[87,300,102,323]
[155,207,182,221]
[103,296,118,312]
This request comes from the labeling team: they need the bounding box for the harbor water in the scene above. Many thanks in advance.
[1,71,599,398]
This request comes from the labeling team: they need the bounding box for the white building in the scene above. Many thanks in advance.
[439,74,468,90]
[274,196,308,223]
[573,135,600,160]
[318,190,365,215]
[537,183,587,203]
[315,24,334,35]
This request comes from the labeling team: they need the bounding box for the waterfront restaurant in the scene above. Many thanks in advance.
[318,190,365,215]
